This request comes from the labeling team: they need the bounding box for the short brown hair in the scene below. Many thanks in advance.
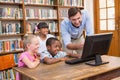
[68,7,81,18]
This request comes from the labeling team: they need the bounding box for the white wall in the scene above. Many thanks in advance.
[84,0,94,32]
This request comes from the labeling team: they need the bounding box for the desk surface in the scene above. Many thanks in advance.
[13,55,120,80]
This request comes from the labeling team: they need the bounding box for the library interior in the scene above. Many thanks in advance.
[0,0,120,80]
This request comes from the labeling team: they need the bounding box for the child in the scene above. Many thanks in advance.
[16,34,40,80]
[40,37,80,64]
[18,34,40,68]
[33,22,54,54]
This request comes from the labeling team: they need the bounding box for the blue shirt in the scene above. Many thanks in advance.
[60,10,93,47]
[40,50,67,61]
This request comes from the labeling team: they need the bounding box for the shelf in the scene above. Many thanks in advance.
[59,5,84,9]
[0,34,24,37]
[24,4,58,7]
[26,18,58,21]
[0,50,23,56]
[0,2,22,5]
[0,18,23,21]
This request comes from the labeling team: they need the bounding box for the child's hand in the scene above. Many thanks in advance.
[36,53,40,57]
[60,57,68,61]
[35,58,39,61]
[35,53,41,60]
[34,59,40,63]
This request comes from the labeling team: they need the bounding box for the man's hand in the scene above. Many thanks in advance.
[67,41,84,50]
[76,42,84,49]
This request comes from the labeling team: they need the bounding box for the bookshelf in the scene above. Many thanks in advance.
[24,0,59,36]
[0,0,84,79]
[0,0,24,79]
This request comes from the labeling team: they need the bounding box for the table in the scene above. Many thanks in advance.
[13,55,120,80]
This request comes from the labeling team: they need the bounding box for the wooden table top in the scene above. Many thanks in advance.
[13,55,120,80]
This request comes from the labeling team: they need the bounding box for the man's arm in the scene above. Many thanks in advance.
[67,42,84,50]
[61,21,84,50]
[83,10,93,35]
[60,19,71,47]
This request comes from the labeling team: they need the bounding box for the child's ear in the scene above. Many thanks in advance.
[38,30,41,33]
[47,46,51,50]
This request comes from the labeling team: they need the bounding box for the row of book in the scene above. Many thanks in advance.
[0,21,21,35]
[0,7,23,19]
[0,0,83,6]
[24,0,54,5]
[0,68,15,80]
[0,39,23,53]
[26,21,58,34]
[59,8,68,19]
[0,0,22,3]
[25,8,57,20]
[26,22,37,34]
[48,21,58,32]
[59,0,83,6]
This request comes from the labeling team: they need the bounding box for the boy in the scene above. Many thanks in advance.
[40,37,80,64]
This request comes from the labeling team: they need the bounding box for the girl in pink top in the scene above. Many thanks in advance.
[16,34,40,80]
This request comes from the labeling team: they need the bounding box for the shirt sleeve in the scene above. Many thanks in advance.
[83,10,94,35]
[55,51,67,58]
[18,52,27,67]
[40,51,51,60]
[60,20,71,47]
[19,52,27,62]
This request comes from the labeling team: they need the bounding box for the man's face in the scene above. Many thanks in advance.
[69,12,82,28]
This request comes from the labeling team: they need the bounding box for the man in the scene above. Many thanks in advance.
[60,7,93,54]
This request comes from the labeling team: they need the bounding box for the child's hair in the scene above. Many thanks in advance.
[33,22,49,34]
[23,34,38,50]
[46,37,59,46]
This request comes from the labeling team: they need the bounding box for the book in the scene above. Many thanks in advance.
[10,69,15,80]
[0,21,2,34]
[2,23,6,34]
[0,71,3,80]
[26,22,32,33]
[14,53,18,64]
[15,23,20,34]
[0,8,3,18]
[0,41,3,53]
[8,23,13,34]
[10,40,15,51]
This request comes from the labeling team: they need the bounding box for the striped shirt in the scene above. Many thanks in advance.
[40,50,67,61]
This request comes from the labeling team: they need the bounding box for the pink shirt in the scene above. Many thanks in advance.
[18,51,37,67]
[16,51,37,80]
